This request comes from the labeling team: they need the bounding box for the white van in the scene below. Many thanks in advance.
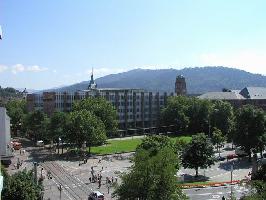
[36,140,44,147]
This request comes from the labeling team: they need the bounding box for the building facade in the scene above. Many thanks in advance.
[27,70,176,133]
[0,107,12,159]
[27,89,173,132]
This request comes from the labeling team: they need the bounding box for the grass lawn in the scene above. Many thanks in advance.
[89,135,191,155]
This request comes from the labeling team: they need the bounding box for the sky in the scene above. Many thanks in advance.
[0,0,266,90]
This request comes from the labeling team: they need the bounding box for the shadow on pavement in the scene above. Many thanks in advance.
[218,157,252,171]
[183,174,210,182]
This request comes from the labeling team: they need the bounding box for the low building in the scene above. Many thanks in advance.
[199,87,266,110]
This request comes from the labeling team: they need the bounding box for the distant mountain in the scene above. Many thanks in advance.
[44,67,266,94]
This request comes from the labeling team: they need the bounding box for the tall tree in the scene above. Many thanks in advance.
[160,96,190,132]
[182,133,215,176]
[186,98,212,134]
[23,110,49,142]
[137,135,176,156]
[48,111,69,153]
[210,100,234,136]
[114,147,187,200]
[234,105,265,160]
[2,169,43,200]
[67,110,107,154]
[73,97,118,136]
[212,128,226,156]
[5,99,27,136]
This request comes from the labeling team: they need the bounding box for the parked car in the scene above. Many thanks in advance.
[227,153,237,160]
[215,155,226,161]
[88,191,104,200]
[12,142,22,150]
[258,153,266,165]
[235,147,248,157]
[36,140,44,147]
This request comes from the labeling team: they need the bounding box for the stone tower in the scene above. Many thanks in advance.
[175,75,187,95]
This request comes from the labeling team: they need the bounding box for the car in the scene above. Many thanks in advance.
[235,147,248,157]
[215,155,226,161]
[36,140,44,147]
[258,153,266,165]
[88,191,104,200]
[227,153,237,160]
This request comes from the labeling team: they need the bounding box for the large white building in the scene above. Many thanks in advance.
[0,107,12,160]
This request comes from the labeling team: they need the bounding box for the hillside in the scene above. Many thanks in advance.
[48,66,266,94]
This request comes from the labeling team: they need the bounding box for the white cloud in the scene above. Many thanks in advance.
[198,50,266,75]
[9,64,49,74]
[0,65,8,73]
[12,64,25,74]
[27,65,48,72]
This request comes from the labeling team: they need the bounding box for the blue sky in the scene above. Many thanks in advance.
[0,0,266,89]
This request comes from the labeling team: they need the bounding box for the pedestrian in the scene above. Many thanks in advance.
[89,177,91,183]
[222,196,226,200]
[20,149,22,155]
[111,176,114,183]
[98,180,101,188]
[115,177,118,183]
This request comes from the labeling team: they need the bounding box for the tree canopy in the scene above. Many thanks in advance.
[23,110,49,142]
[114,147,187,200]
[182,133,215,176]
[5,99,27,136]
[67,110,107,153]
[2,169,43,200]
[234,105,265,159]
[73,97,118,136]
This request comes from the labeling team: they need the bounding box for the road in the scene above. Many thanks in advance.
[42,161,93,200]
[184,185,249,200]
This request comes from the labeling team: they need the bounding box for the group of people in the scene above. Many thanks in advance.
[89,165,118,193]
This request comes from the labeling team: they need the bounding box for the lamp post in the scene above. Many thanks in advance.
[230,164,234,198]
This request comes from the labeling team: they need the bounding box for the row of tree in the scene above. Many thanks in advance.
[161,96,266,159]
[6,98,118,153]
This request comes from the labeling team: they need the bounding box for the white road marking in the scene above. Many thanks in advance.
[212,194,220,198]
[52,179,73,200]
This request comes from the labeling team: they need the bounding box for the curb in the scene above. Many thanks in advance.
[179,180,241,189]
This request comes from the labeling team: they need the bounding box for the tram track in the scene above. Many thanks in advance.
[42,161,92,200]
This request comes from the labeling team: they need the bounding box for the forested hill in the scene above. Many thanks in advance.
[50,67,266,94]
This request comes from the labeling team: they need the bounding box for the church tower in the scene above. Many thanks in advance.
[175,75,187,95]
[88,68,97,90]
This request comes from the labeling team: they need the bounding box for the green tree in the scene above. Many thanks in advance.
[5,99,27,136]
[67,110,107,154]
[212,128,226,156]
[48,111,69,153]
[23,110,49,142]
[137,135,175,156]
[234,105,265,161]
[73,97,118,137]
[182,133,215,176]
[210,100,235,136]
[2,169,43,200]
[114,147,187,200]
[160,96,190,132]
[186,98,212,134]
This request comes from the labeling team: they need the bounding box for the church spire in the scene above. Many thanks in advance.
[88,67,97,90]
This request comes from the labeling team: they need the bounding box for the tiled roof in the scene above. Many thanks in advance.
[240,87,266,99]
[198,92,245,100]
